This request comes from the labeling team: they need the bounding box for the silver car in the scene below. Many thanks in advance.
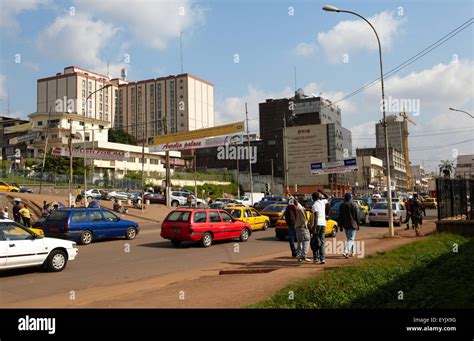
[369,202,406,226]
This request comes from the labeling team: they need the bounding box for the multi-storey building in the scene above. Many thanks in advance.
[455,154,474,179]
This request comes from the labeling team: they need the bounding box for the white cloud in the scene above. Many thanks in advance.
[0,74,6,100]
[37,14,119,67]
[23,61,40,72]
[349,121,376,150]
[318,11,405,63]
[76,0,205,49]
[294,42,317,57]
[0,0,50,33]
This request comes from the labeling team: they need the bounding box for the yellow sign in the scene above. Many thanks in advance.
[152,121,245,145]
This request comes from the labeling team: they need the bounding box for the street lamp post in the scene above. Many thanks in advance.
[323,5,395,236]
[449,107,474,119]
[84,84,111,206]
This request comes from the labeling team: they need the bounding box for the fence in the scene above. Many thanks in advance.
[436,178,473,220]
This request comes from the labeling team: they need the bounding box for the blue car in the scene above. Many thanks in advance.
[42,208,139,245]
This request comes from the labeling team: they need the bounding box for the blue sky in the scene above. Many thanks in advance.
[0,0,473,172]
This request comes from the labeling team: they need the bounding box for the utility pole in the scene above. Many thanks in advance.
[83,119,88,207]
[193,149,197,200]
[39,106,52,194]
[283,113,289,195]
[163,116,171,206]
[236,158,240,198]
[141,131,145,213]
[68,120,74,207]
[270,158,274,196]
[245,103,254,206]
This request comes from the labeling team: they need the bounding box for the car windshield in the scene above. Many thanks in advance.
[373,203,398,210]
[165,211,191,222]
[46,210,69,221]
[263,205,286,212]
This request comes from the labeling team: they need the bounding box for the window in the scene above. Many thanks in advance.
[220,211,234,223]
[252,210,260,217]
[1,223,34,240]
[88,82,92,90]
[71,211,87,223]
[165,211,191,222]
[79,121,84,126]
[193,211,207,223]
[88,211,103,222]
[228,209,242,218]
[102,211,119,222]
[209,211,221,223]
[37,121,43,126]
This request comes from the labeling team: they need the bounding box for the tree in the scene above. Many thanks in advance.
[103,169,110,188]
[42,150,86,175]
[108,128,137,145]
[438,160,454,178]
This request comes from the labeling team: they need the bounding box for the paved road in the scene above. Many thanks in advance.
[0,209,437,305]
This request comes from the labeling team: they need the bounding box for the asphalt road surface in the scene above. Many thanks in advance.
[0,209,438,305]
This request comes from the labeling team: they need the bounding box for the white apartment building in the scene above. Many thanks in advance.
[118,73,215,142]
[410,165,429,191]
[356,156,385,193]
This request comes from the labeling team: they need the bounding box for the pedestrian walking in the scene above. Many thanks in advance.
[311,190,329,264]
[412,193,424,237]
[404,197,413,230]
[284,198,297,257]
[294,199,311,262]
[338,193,360,258]
[12,198,22,224]
[19,203,33,228]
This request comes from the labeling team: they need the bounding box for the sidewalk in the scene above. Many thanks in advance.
[2,192,173,224]
[6,221,437,308]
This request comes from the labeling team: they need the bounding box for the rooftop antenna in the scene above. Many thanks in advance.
[294,66,297,94]
[180,31,184,74]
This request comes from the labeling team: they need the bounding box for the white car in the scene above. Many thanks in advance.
[85,188,105,200]
[106,191,131,201]
[169,191,206,207]
[0,220,78,272]
[369,202,406,226]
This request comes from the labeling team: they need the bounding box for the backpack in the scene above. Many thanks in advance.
[412,200,423,220]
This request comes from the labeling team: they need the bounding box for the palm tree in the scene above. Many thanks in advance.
[438,160,454,178]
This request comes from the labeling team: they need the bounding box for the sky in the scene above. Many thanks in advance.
[0,0,473,173]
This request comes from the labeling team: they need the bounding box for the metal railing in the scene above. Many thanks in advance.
[436,178,472,220]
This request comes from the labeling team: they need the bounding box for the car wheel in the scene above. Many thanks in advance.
[125,227,137,240]
[201,232,213,247]
[171,200,179,207]
[171,239,181,247]
[44,249,68,272]
[240,228,250,242]
[331,227,337,238]
[262,221,269,231]
[79,230,93,245]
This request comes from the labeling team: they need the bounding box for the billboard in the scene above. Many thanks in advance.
[149,133,243,152]
[311,158,358,175]
[152,121,245,145]
[52,147,129,161]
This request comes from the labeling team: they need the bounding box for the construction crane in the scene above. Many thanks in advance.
[399,112,416,193]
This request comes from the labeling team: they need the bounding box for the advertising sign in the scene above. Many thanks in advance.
[149,133,243,152]
[311,158,358,175]
[52,148,129,161]
[152,121,245,145]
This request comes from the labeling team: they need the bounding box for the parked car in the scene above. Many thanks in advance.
[143,193,166,204]
[106,191,131,201]
[275,215,338,240]
[0,220,78,272]
[353,199,370,215]
[169,191,206,207]
[42,208,140,245]
[85,188,106,200]
[8,183,33,193]
[260,203,288,227]
[354,197,373,209]
[225,207,270,231]
[208,203,225,209]
[215,198,239,205]
[328,201,367,225]
[255,197,287,211]
[368,202,406,226]
[423,197,437,209]
[0,181,19,192]
[160,209,251,247]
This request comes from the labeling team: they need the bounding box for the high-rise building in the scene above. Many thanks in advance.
[34,66,215,143]
[375,114,406,152]
[455,154,474,179]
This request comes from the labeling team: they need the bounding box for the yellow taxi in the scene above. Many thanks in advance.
[423,197,437,209]
[275,211,338,240]
[225,206,270,231]
[260,203,288,227]
[0,181,19,192]
[353,200,369,214]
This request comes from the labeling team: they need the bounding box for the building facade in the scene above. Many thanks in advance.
[410,164,429,192]
[375,114,406,152]
[356,147,408,191]
[455,154,474,179]
[356,155,385,194]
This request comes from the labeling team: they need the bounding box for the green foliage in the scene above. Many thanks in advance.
[173,171,233,182]
[108,128,137,145]
[103,169,110,188]
[251,233,474,309]
[181,183,239,198]
[124,171,141,181]
[41,150,86,175]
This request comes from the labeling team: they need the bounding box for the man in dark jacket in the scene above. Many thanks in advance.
[338,193,360,258]
[284,197,297,257]
[12,198,22,224]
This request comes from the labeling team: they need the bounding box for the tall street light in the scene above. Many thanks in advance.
[84,83,112,206]
[323,5,395,236]
[449,107,474,119]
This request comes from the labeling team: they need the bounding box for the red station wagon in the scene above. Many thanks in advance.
[161,209,252,247]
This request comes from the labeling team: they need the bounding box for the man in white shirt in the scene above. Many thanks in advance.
[311,190,329,264]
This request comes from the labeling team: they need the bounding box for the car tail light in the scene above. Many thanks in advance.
[65,223,70,232]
